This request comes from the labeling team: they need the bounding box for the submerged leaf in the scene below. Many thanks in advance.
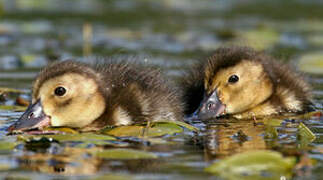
[205,150,296,180]
[93,148,158,159]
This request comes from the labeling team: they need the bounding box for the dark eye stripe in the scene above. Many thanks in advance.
[228,75,239,83]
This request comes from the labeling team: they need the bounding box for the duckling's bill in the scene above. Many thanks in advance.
[8,100,51,133]
[195,89,226,120]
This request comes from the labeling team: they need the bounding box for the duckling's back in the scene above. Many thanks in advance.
[94,60,183,125]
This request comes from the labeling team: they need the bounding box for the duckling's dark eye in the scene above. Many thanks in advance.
[54,86,66,96]
[228,75,239,83]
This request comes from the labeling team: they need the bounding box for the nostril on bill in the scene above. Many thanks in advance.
[207,102,215,110]
[28,112,34,119]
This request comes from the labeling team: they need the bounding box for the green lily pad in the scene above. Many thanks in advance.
[298,53,323,75]
[93,148,158,160]
[93,174,132,180]
[298,123,316,142]
[104,120,197,137]
[263,118,282,139]
[205,150,296,180]
[0,105,27,111]
[307,34,323,46]
[42,133,116,142]
[104,122,183,137]
[298,123,316,149]
[18,133,116,147]
[0,87,24,94]
[238,28,280,50]
[43,127,79,134]
[0,141,18,151]
[292,111,322,120]
[263,118,283,127]
[264,125,279,139]
[153,120,199,132]
[0,164,11,171]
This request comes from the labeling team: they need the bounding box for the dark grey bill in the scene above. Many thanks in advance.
[194,89,226,120]
[7,100,51,133]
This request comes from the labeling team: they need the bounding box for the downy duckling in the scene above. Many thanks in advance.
[181,47,312,120]
[8,60,183,133]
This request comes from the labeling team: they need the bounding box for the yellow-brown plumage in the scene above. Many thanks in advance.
[181,46,313,119]
[8,59,183,133]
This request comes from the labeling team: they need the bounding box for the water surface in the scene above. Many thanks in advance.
[0,0,322,179]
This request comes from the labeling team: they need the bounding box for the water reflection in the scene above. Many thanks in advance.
[201,114,321,162]
[203,119,266,160]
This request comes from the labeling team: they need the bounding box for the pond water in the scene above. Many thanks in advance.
[0,0,322,179]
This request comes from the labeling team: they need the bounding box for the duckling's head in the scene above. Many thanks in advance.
[8,61,106,132]
[197,47,273,119]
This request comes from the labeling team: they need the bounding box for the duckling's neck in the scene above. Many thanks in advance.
[80,108,113,132]
[232,99,277,119]
[233,85,307,119]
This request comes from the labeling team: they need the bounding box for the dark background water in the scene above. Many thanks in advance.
[0,0,322,179]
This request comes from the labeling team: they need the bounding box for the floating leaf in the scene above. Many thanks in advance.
[0,141,18,151]
[205,150,296,180]
[93,174,132,180]
[43,133,116,142]
[298,53,323,75]
[307,34,323,47]
[105,125,144,137]
[263,118,283,127]
[298,123,316,149]
[153,120,199,132]
[0,87,24,94]
[298,123,316,142]
[263,118,282,140]
[18,133,116,149]
[43,127,79,134]
[0,164,11,171]
[292,111,322,120]
[105,123,183,137]
[0,105,27,111]
[264,125,279,139]
[238,28,280,50]
[93,148,158,160]
[18,133,116,145]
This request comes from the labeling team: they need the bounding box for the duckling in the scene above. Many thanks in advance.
[181,46,313,120]
[8,59,183,133]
